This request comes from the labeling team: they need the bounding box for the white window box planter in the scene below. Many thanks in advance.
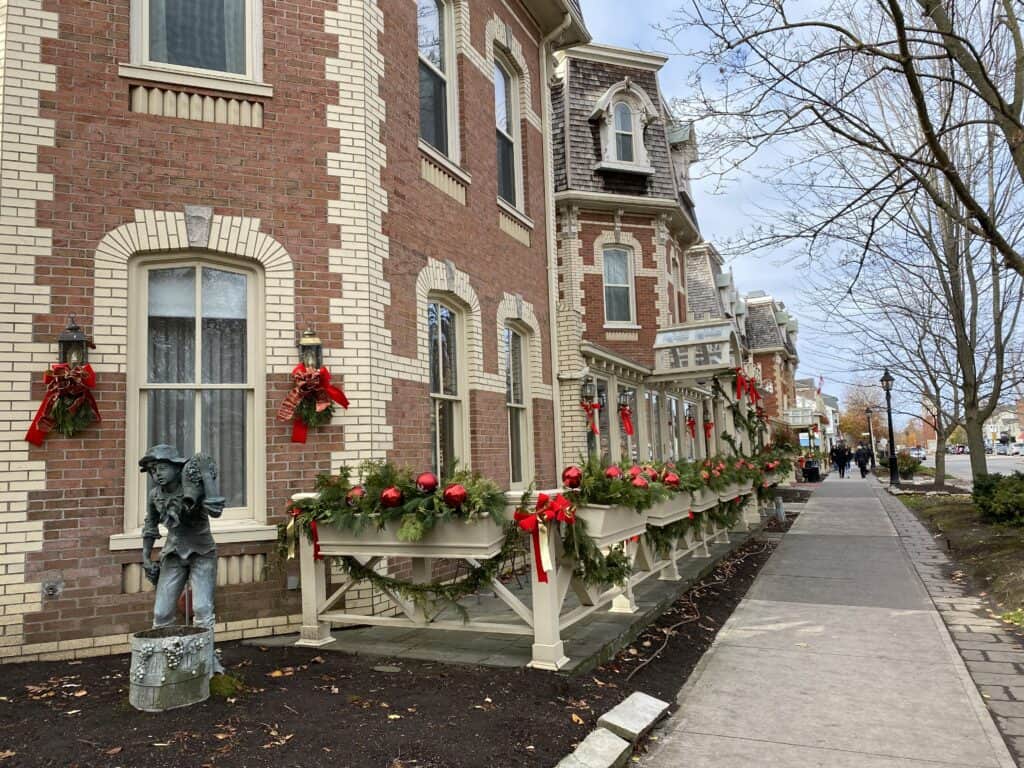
[575,504,647,548]
[646,494,693,526]
[691,487,720,512]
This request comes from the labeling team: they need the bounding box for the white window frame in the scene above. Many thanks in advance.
[121,253,267,539]
[504,325,533,489]
[428,297,469,478]
[417,0,461,164]
[494,49,524,214]
[613,102,636,163]
[590,81,658,176]
[602,246,636,326]
[124,0,271,97]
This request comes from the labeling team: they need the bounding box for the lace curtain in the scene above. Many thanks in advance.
[148,0,246,75]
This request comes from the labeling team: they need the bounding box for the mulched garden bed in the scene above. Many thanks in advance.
[0,541,775,768]
[763,509,800,533]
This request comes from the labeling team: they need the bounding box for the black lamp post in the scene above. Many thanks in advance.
[881,369,898,486]
[865,407,876,469]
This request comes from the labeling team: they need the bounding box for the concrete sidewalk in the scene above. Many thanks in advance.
[642,478,1017,768]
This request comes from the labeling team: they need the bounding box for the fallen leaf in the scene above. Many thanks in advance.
[74,689,88,698]
[387,714,402,720]
[214,733,233,741]
[571,714,585,725]
[267,670,285,678]
[65,710,82,716]
[592,678,606,687]
[152,742,172,747]
[0,751,15,761]
[310,656,325,664]
[104,747,123,756]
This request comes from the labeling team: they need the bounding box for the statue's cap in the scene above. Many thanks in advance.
[139,444,188,471]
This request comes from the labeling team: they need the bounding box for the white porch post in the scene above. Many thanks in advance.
[296,534,334,647]
[528,525,569,670]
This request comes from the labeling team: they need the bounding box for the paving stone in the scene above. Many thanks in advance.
[1010,687,1024,701]
[952,631,1002,643]
[980,685,1012,701]
[995,716,1024,736]
[596,692,670,741]
[974,673,1024,687]
[982,649,1024,663]
[967,661,1024,675]
[556,728,631,768]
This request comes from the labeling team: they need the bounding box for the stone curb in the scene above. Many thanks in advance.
[557,693,671,768]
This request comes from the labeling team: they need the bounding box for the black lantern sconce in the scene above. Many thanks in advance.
[580,377,597,404]
[58,317,89,367]
[298,328,323,370]
[618,390,630,408]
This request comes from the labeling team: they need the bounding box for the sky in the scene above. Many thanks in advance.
[578,0,842,393]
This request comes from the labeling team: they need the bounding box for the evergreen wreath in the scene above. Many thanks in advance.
[48,394,96,438]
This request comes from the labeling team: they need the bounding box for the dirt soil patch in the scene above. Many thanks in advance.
[0,542,775,768]
[763,510,800,534]
[900,495,1024,626]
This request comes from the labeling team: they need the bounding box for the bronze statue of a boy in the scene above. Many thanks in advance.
[139,445,226,668]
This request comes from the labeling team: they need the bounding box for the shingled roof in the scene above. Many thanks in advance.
[746,301,784,351]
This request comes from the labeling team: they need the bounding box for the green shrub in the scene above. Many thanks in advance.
[973,472,1024,525]
[896,451,922,479]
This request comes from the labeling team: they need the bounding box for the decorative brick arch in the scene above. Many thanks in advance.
[496,292,551,400]
[91,209,296,374]
[483,15,541,128]
[415,258,501,393]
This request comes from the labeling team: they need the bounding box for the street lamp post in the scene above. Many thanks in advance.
[880,370,898,487]
[865,407,876,469]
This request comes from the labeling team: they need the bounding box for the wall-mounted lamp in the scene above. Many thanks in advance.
[298,328,323,370]
[58,317,89,366]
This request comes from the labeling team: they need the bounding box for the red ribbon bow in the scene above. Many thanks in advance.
[748,384,762,404]
[25,363,100,446]
[687,417,697,440]
[277,363,350,443]
[580,401,601,435]
[515,493,575,583]
[618,404,635,437]
[704,421,715,440]
[735,368,747,400]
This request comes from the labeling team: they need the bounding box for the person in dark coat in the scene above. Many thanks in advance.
[855,444,871,478]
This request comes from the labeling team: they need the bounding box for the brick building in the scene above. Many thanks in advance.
[744,292,798,427]
[0,0,588,662]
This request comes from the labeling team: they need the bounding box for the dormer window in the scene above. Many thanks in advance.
[590,78,657,176]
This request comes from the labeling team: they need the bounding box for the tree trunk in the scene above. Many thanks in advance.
[933,437,947,487]
[964,412,989,478]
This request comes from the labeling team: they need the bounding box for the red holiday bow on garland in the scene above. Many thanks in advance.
[618,404,634,436]
[748,382,762,404]
[734,368,747,400]
[687,417,697,440]
[580,401,601,435]
[277,363,350,443]
[25,363,101,446]
[703,420,715,440]
[285,507,323,561]
[514,493,575,583]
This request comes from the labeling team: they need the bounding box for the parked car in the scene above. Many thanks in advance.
[909,447,927,460]
[1013,443,1024,456]
[996,443,1010,456]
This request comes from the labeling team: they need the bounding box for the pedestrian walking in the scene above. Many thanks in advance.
[855,444,871,478]
[835,444,849,478]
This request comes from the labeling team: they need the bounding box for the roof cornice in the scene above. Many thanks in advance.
[562,43,669,71]
[554,190,700,244]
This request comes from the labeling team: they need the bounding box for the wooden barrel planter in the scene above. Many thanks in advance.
[129,625,213,712]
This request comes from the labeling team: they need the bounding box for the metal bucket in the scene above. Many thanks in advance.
[129,625,212,712]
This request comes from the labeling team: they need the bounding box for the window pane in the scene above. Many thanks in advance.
[616,133,634,163]
[603,249,629,285]
[149,0,246,75]
[507,330,524,405]
[202,268,247,384]
[509,407,524,484]
[668,396,681,460]
[614,103,633,132]
[432,398,456,480]
[202,390,246,507]
[497,132,516,206]
[596,379,611,465]
[148,267,195,384]
[605,286,632,323]
[618,387,636,464]
[440,305,457,396]
[419,62,448,154]
[417,0,444,71]
[428,303,441,394]
[147,389,195,458]
[494,62,511,134]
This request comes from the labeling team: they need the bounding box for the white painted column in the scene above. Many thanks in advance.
[296,534,334,647]
[528,526,568,670]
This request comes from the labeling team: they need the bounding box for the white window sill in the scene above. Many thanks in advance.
[119,63,274,98]
[594,160,655,177]
[497,198,534,229]
[419,140,472,185]
[110,521,279,551]
[605,323,641,330]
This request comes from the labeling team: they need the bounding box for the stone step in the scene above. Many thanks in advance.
[597,691,671,741]
[556,727,632,768]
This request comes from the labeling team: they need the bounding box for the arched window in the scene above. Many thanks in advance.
[428,299,464,478]
[418,0,455,157]
[504,326,530,486]
[603,246,635,324]
[129,255,264,525]
[494,54,521,209]
[614,102,635,163]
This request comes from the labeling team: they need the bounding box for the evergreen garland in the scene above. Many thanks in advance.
[645,515,701,558]
[48,396,95,438]
[296,397,336,429]
[560,515,631,587]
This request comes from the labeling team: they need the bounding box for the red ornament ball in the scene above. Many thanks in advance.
[604,466,623,480]
[443,483,468,509]
[631,476,649,489]
[345,485,366,507]
[644,466,659,481]
[416,472,439,494]
[663,472,681,488]
[561,466,583,489]
[628,465,643,478]
[380,486,403,508]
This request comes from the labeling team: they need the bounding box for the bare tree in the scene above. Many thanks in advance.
[665,0,1024,278]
